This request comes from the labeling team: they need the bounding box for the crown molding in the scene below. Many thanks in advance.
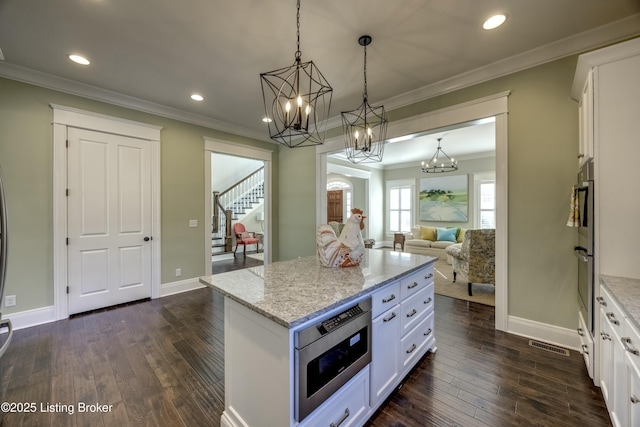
[0,61,271,143]
[376,14,640,113]
[0,14,638,143]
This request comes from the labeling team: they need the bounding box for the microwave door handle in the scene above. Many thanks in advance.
[574,246,589,262]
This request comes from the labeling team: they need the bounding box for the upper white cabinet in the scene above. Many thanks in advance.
[577,69,594,166]
[572,37,640,280]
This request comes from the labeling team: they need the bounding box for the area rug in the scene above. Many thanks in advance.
[246,252,263,261]
[379,247,495,306]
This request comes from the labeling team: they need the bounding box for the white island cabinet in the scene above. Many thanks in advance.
[200,250,437,427]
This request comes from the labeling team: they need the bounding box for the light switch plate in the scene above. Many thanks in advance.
[189,219,198,228]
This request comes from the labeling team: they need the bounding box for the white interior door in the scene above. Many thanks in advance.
[67,128,152,314]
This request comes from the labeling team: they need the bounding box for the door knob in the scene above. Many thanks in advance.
[144,236,151,242]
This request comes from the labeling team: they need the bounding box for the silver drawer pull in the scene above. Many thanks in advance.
[406,309,417,318]
[424,328,432,337]
[631,395,640,404]
[425,273,433,280]
[383,312,397,323]
[596,296,607,306]
[382,294,396,304]
[581,344,589,355]
[424,297,432,305]
[622,337,640,356]
[577,327,583,336]
[408,282,419,290]
[606,312,619,325]
[330,408,350,427]
[406,343,417,354]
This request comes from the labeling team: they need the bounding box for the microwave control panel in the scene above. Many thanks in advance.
[319,304,364,334]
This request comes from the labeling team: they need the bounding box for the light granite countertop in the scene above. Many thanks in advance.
[600,275,640,331]
[199,250,436,329]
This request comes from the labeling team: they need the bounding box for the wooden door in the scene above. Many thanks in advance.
[327,190,343,223]
[67,128,152,314]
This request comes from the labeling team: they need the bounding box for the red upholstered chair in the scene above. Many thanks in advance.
[233,223,259,255]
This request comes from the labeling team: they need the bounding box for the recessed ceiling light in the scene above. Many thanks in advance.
[68,54,90,65]
[262,117,272,123]
[191,94,204,101]
[483,14,506,30]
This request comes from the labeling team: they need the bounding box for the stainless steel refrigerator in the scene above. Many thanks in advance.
[0,165,13,357]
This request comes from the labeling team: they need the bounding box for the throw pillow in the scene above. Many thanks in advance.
[457,228,467,243]
[437,227,457,242]
[240,232,252,239]
[420,226,437,241]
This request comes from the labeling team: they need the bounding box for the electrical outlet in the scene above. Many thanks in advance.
[189,219,198,228]
[175,268,182,277]
[5,295,16,307]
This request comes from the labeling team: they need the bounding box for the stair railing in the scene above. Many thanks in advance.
[219,167,264,218]
[212,166,265,253]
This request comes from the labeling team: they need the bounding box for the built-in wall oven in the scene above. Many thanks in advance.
[295,298,372,422]
[574,161,594,335]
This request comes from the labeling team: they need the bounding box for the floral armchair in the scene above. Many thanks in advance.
[449,229,495,296]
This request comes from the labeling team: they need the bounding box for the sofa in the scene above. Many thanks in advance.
[445,228,495,296]
[403,225,467,261]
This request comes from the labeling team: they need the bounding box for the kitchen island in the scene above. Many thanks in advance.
[200,249,437,427]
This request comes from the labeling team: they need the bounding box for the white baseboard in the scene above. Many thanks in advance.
[508,315,581,351]
[0,279,204,332]
[160,277,205,297]
[3,305,56,331]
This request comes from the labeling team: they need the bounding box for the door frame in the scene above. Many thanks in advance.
[315,91,510,331]
[204,137,273,267]
[51,104,162,320]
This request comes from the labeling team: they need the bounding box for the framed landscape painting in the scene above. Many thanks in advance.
[419,175,468,222]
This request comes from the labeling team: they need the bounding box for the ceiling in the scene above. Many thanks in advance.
[329,119,496,168]
[1,0,639,151]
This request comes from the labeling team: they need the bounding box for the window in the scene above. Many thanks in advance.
[387,180,414,233]
[475,174,496,229]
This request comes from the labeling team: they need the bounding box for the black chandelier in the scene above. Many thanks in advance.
[341,35,387,163]
[260,0,333,148]
[420,138,458,173]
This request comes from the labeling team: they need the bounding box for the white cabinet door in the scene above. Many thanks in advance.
[578,69,594,166]
[629,357,640,427]
[612,329,627,427]
[599,307,614,408]
[370,306,401,407]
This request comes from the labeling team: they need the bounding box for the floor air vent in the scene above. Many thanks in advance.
[528,340,570,357]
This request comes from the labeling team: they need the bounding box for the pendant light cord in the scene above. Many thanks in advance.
[295,0,301,62]
[363,41,368,101]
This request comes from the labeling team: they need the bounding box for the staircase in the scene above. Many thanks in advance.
[212,167,264,255]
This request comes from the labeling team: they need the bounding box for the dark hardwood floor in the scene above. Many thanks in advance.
[211,252,263,275]
[0,288,610,426]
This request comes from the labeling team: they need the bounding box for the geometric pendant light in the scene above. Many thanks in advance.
[341,35,387,163]
[260,0,333,148]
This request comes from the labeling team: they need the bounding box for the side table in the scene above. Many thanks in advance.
[393,233,405,252]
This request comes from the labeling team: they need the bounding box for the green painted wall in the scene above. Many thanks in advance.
[386,56,580,328]
[0,77,276,314]
[1,53,581,330]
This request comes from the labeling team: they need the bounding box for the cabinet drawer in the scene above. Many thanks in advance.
[599,286,626,336]
[371,281,401,318]
[401,286,431,335]
[624,318,640,374]
[400,265,434,300]
[299,365,369,427]
[578,310,593,379]
[400,312,434,372]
